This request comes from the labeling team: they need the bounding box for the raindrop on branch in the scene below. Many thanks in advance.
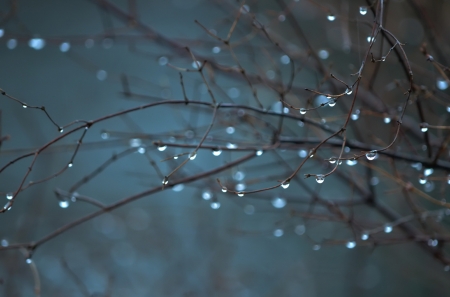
[346,241,356,249]
[359,6,368,15]
[299,108,307,115]
[6,192,13,200]
[384,224,393,233]
[157,145,167,151]
[328,157,337,164]
[281,180,290,189]
[328,99,336,107]
[59,201,69,208]
[256,150,263,156]
[366,150,377,160]
[189,152,197,160]
[315,174,325,184]
[327,14,336,21]
[420,122,429,132]
[212,149,222,156]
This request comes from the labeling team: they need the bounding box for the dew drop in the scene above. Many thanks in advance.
[237,192,244,197]
[256,150,263,156]
[3,201,12,211]
[172,184,184,192]
[157,145,167,151]
[226,126,235,134]
[59,42,70,52]
[244,205,255,215]
[7,39,17,49]
[384,117,391,124]
[96,70,107,81]
[210,202,220,209]
[221,186,227,193]
[212,46,221,54]
[162,176,169,185]
[361,233,369,240]
[137,147,146,154]
[235,183,246,191]
[68,162,73,168]
[315,174,325,184]
[420,122,429,132]
[299,108,307,115]
[384,224,393,233]
[437,79,449,90]
[419,175,427,185]
[346,241,356,249]
[26,258,32,264]
[189,152,197,160]
[158,56,168,66]
[28,38,45,50]
[346,159,357,166]
[58,127,64,133]
[281,180,290,189]
[212,149,222,156]
[345,88,353,95]
[318,49,329,60]
[202,190,212,200]
[192,61,202,69]
[6,192,13,200]
[328,157,337,164]
[327,14,336,21]
[328,99,336,107]
[280,55,290,64]
[359,6,368,15]
[22,105,27,108]
[101,132,110,139]
[59,201,69,208]
[366,150,377,160]
[424,168,434,176]
[447,105,450,113]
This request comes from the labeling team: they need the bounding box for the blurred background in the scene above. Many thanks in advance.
[1,0,450,296]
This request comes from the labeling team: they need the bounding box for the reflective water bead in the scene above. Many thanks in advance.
[328,99,336,107]
[361,233,369,240]
[210,202,221,209]
[327,14,336,21]
[59,201,69,208]
[138,147,146,154]
[315,174,325,184]
[447,105,450,113]
[384,224,393,233]
[384,117,391,124]
[271,197,287,209]
[437,79,449,90]
[235,183,246,191]
[101,132,109,139]
[59,42,70,52]
[256,150,263,156]
[366,150,377,160]
[202,190,212,200]
[424,168,434,176]
[359,6,368,15]
[237,192,244,197]
[26,258,32,264]
[68,162,73,168]
[419,175,427,184]
[346,241,356,249]
[244,204,255,215]
[221,186,227,193]
[212,46,221,54]
[212,149,222,156]
[299,108,307,115]
[281,180,290,189]
[58,127,64,133]
[6,192,13,200]
[157,145,167,151]
[28,38,45,50]
[189,152,197,160]
[129,138,142,148]
[22,105,27,108]
[162,176,169,185]
[420,122,429,132]
[346,159,357,166]
[172,184,184,192]
[3,201,12,211]
[345,88,353,95]
[328,157,337,164]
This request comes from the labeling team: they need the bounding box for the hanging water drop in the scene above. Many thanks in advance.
[210,202,221,209]
[359,6,368,15]
[346,241,356,249]
[6,192,13,200]
[299,108,307,115]
[419,175,427,185]
[424,168,434,176]
[328,99,336,107]
[221,186,227,193]
[189,152,197,160]
[345,88,353,95]
[202,190,212,200]
[162,176,169,185]
[420,122,429,132]
[273,229,284,237]
[327,14,336,21]
[256,150,263,156]
[26,258,32,264]
[384,224,393,233]
[1,239,8,247]
[328,157,337,164]
[237,192,244,197]
[361,233,369,240]
[22,105,27,108]
[281,180,290,189]
[384,117,391,124]
[366,150,377,160]
[68,162,73,168]
[315,174,325,184]
[58,127,64,133]
[313,244,321,251]
[212,149,222,156]
[157,145,167,151]
[59,201,69,208]
[3,201,12,211]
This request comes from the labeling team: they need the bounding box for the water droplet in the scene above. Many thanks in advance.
[328,157,337,164]
[437,79,449,90]
[361,233,369,240]
[3,201,12,211]
[271,197,287,208]
[328,99,336,107]
[367,36,375,43]
[7,39,17,49]
[137,147,146,154]
[424,168,434,176]
[226,126,235,134]
[313,244,321,251]
[419,175,427,184]
[97,70,107,81]
[221,186,227,193]
[172,184,184,192]
[295,224,305,235]
[226,143,238,149]
[162,176,169,185]
[256,150,263,156]
[212,46,221,54]
[6,192,13,200]
[366,150,377,160]
[244,204,255,215]
[28,38,45,50]
[420,122,429,132]
[58,127,64,133]
[327,14,336,21]
[346,241,356,249]
[318,49,329,59]
[315,174,325,184]
[384,224,393,233]
[59,42,70,52]
[202,190,212,200]
[279,54,290,65]
[189,152,197,160]
[381,56,386,62]
[237,192,244,197]
[298,149,307,158]
[68,162,73,168]
[22,104,27,108]
[158,56,168,66]
[345,88,353,95]
[1,239,8,247]
[273,229,284,237]
[424,181,435,193]
[351,113,359,121]
[26,258,32,264]
[210,202,221,209]
[359,6,368,15]
[100,132,109,139]
[346,159,358,166]
[212,149,222,156]
[266,70,275,80]
[192,61,202,69]
[281,180,290,189]
[299,108,307,115]
[59,201,69,208]
[157,145,167,151]
[384,117,391,124]
[235,183,246,191]
[428,239,438,247]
